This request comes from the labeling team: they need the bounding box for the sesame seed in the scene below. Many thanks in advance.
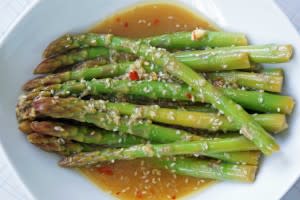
[54,126,64,132]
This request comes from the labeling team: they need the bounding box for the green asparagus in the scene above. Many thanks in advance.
[30,121,146,147]
[34,99,287,133]
[58,136,257,167]
[43,32,248,58]
[207,71,283,92]
[27,133,104,155]
[36,47,251,74]
[175,44,293,63]
[151,157,257,182]
[25,60,275,92]
[28,130,260,179]
[29,132,258,181]
[25,79,294,114]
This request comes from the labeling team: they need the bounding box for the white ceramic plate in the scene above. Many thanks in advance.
[0,0,299,199]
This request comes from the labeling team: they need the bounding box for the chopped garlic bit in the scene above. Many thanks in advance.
[191,28,207,41]
[54,126,64,132]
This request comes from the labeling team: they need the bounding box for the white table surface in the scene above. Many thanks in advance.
[0,0,300,199]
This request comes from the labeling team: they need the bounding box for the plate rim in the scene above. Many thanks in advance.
[0,0,299,199]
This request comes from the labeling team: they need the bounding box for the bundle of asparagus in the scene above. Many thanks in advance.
[17,30,294,183]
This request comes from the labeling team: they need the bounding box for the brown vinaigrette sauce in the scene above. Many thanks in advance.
[81,3,217,200]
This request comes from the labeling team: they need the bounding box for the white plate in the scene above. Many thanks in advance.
[0,0,299,199]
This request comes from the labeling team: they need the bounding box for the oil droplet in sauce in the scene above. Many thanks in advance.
[83,3,216,199]
[81,159,214,200]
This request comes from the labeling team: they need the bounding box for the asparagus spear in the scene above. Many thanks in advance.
[35,47,135,74]
[58,136,257,167]
[25,59,276,92]
[25,63,283,93]
[143,31,248,49]
[27,133,104,155]
[36,47,251,74]
[151,157,257,182]
[207,71,283,93]
[25,79,294,114]
[175,44,293,63]
[29,120,261,164]
[30,121,146,147]
[29,131,258,182]
[17,98,287,133]
[34,126,263,165]
[43,32,248,58]
[24,62,136,90]
[59,136,257,167]
[33,98,287,133]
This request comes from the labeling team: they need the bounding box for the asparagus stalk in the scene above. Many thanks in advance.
[205,151,261,165]
[17,98,287,133]
[43,32,248,58]
[25,60,274,92]
[27,124,261,164]
[207,71,283,93]
[30,121,146,147]
[175,44,293,63]
[35,98,287,133]
[104,102,287,133]
[26,79,294,114]
[151,157,257,182]
[27,133,104,155]
[58,136,257,167]
[36,47,109,73]
[24,62,136,90]
[35,47,136,74]
[36,47,251,74]
[27,133,257,181]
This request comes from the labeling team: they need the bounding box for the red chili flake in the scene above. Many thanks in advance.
[96,166,113,176]
[153,18,160,25]
[129,71,139,81]
[124,22,129,28]
[136,190,143,198]
[116,191,121,195]
[186,93,192,100]
[171,195,177,199]
[116,17,121,22]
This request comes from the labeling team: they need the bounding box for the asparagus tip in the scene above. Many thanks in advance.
[43,34,73,58]
[22,77,44,91]
[34,59,54,74]
[18,120,33,134]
